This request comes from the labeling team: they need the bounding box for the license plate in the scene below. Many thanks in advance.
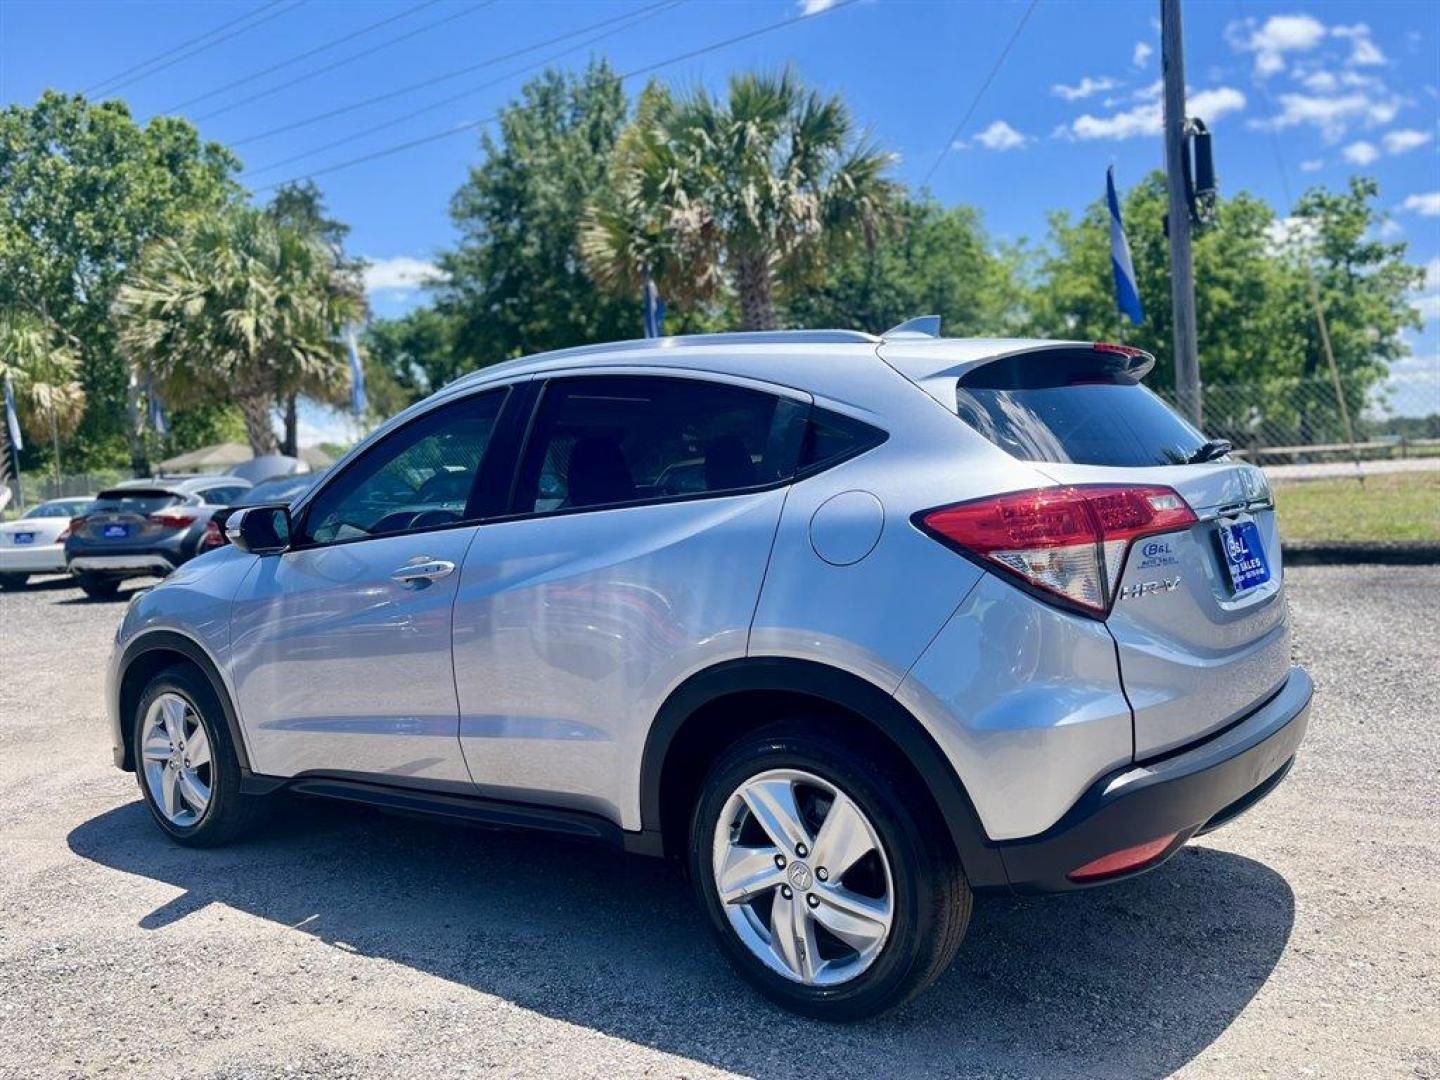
[1219,520,1270,593]
[14,532,34,544]
[102,523,129,539]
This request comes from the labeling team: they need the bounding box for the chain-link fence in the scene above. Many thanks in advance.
[1159,369,1440,461]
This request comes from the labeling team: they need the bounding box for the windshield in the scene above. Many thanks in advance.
[24,499,91,519]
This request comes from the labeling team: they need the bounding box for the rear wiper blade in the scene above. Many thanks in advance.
[1187,438,1233,464]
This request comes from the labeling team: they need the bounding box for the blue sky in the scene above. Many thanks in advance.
[2,0,1436,441]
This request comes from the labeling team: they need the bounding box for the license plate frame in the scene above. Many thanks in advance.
[1218,519,1271,593]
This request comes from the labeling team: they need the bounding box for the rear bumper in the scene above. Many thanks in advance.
[996,665,1312,893]
[0,543,66,574]
[69,553,178,577]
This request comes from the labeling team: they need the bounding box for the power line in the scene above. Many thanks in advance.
[83,0,289,95]
[193,1,493,123]
[85,1,305,99]
[163,1,439,115]
[232,0,677,149]
[253,0,860,194]
[243,1,682,178]
[920,0,1040,187]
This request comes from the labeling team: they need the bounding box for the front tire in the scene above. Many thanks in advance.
[690,721,971,1020]
[134,664,267,847]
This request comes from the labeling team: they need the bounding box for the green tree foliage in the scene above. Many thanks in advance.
[585,70,896,330]
[1030,172,1422,444]
[0,308,86,473]
[0,91,239,469]
[784,197,1029,335]
[361,307,462,417]
[434,61,635,365]
[114,204,364,454]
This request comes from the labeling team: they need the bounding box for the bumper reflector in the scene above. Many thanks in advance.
[1067,833,1180,882]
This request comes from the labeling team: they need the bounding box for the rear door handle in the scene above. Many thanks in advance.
[390,558,456,585]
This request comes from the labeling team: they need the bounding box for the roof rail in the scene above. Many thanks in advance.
[883,316,942,340]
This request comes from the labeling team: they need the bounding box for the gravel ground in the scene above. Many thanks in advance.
[1,566,1436,1079]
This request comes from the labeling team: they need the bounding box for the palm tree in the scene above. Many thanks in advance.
[115,205,363,455]
[0,308,87,473]
[584,71,896,331]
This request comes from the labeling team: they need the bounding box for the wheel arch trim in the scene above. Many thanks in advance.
[115,630,251,774]
[638,656,1008,888]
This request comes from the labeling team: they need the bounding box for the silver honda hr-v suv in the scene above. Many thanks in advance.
[107,323,1311,1019]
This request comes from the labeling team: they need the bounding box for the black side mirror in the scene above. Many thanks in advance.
[227,503,292,555]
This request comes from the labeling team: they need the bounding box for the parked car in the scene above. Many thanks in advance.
[65,475,251,598]
[106,326,1310,1019]
[0,497,96,589]
[199,470,328,551]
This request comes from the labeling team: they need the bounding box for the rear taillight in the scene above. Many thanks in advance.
[203,519,226,548]
[60,515,86,541]
[917,484,1196,616]
[147,510,197,529]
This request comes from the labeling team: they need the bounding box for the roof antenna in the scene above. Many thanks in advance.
[882,316,942,340]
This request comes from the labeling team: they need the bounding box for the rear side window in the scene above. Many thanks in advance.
[91,490,184,515]
[956,350,1206,467]
[513,376,807,514]
[798,409,887,473]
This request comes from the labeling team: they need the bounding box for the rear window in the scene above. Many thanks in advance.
[955,350,1206,467]
[92,489,185,515]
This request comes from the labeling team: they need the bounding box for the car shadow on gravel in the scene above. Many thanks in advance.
[69,797,1294,1078]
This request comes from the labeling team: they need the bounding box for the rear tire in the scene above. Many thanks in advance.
[78,574,121,599]
[0,573,28,590]
[133,664,268,847]
[689,720,971,1021]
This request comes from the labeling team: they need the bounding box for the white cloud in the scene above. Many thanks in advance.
[1266,215,1320,254]
[1400,192,1440,217]
[1064,86,1246,141]
[1253,90,1403,141]
[1378,217,1403,239]
[1300,158,1325,171]
[1226,14,1328,77]
[1342,140,1380,165]
[1332,23,1387,67]
[798,0,837,13]
[1383,128,1433,155]
[362,256,445,294]
[1133,41,1153,69]
[1051,76,1119,101]
[1298,69,1339,93]
[972,120,1030,150]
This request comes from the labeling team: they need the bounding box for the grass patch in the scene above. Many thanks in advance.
[1273,471,1440,543]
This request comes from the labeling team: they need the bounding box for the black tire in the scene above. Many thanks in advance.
[133,663,269,847]
[78,574,121,599]
[689,721,972,1021]
[0,573,28,590]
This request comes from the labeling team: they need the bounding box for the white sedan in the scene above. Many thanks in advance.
[0,497,94,589]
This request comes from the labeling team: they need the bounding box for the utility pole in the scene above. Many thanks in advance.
[1161,0,1202,426]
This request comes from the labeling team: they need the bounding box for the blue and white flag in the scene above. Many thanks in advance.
[2,375,22,453]
[147,381,169,438]
[642,274,666,339]
[1107,165,1144,326]
[346,325,367,416]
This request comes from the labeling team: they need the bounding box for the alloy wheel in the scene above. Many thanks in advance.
[140,692,213,827]
[711,767,894,987]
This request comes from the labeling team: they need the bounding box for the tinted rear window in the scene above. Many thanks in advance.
[956,350,1206,467]
[92,490,185,514]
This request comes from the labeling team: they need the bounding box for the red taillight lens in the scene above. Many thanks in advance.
[203,519,225,548]
[147,510,197,529]
[1068,833,1179,882]
[918,484,1196,616]
[60,515,86,541]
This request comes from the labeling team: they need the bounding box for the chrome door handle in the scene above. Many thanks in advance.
[390,558,455,584]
